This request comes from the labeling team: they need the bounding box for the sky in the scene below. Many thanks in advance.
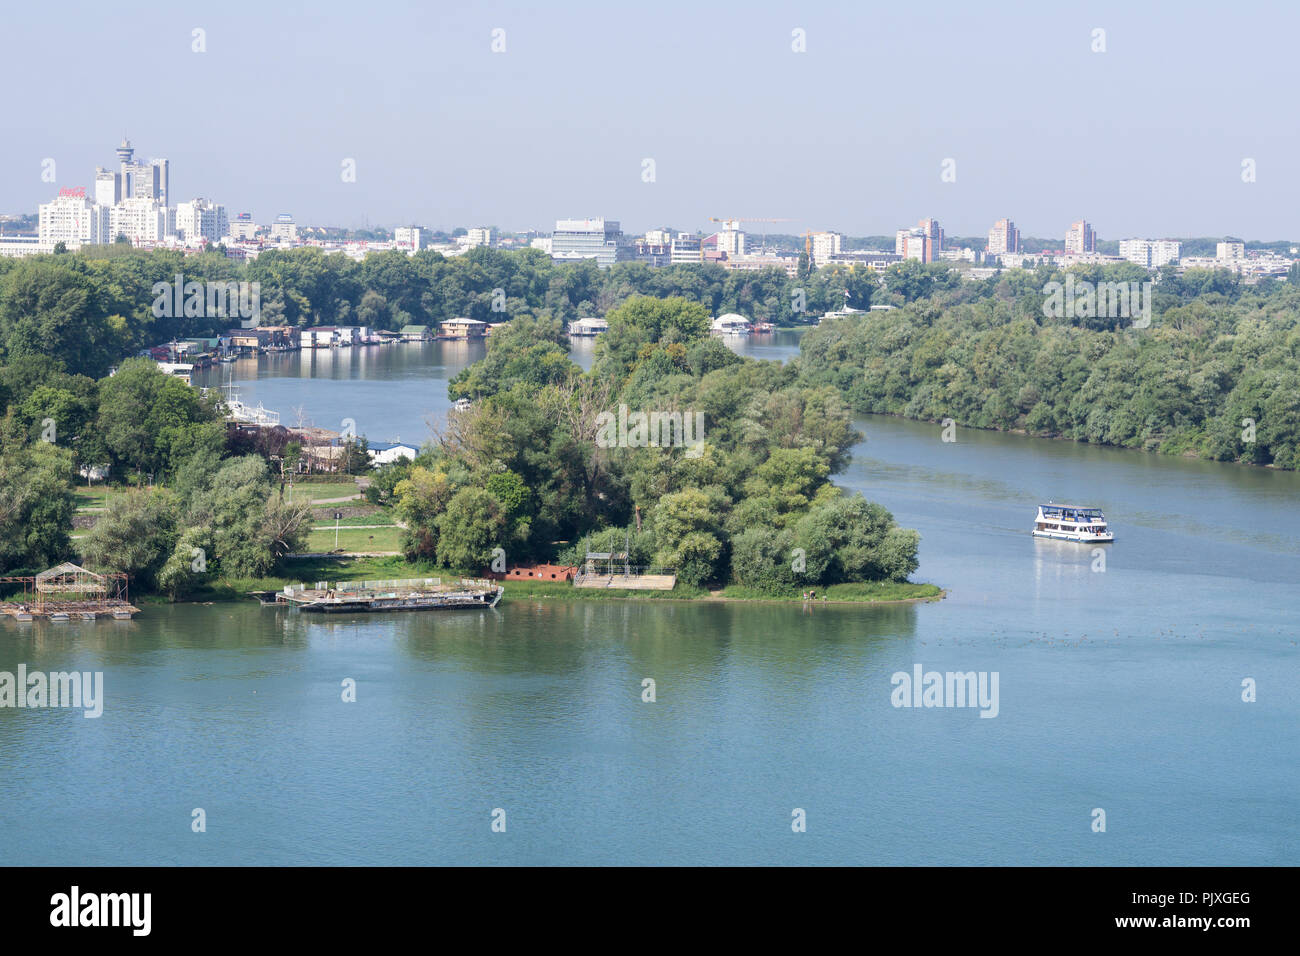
[4,0,1298,241]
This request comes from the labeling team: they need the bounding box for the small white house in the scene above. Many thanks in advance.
[367,441,419,465]
[711,313,751,334]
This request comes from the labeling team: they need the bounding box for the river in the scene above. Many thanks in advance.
[1,329,1295,865]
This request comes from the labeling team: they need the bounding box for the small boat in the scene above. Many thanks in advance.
[452,397,472,412]
[1032,503,1114,543]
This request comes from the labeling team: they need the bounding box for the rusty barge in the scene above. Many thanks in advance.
[257,577,503,613]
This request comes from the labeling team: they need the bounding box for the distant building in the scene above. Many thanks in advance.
[550,218,631,267]
[1216,241,1245,259]
[987,218,1021,256]
[175,198,229,244]
[229,214,259,240]
[93,167,121,207]
[916,218,943,252]
[39,188,110,246]
[400,324,432,341]
[1065,220,1096,254]
[368,441,419,465]
[441,317,488,338]
[715,223,745,258]
[394,226,425,251]
[464,226,496,248]
[670,233,702,264]
[810,231,842,267]
[569,316,609,336]
[110,197,171,243]
[711,313,751,334]
[115,140,169,207]
[1119,238,1181,268]
[269,214,298,242]
[895,228,935,263]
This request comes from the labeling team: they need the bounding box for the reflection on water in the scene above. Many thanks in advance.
[7,323,1295,866]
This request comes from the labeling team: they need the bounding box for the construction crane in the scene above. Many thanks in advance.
[709,217,793,254]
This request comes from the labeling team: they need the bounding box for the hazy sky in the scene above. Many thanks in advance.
[5,0,1297,240]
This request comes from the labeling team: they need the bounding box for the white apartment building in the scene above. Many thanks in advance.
[38,189,110,246]
[644,229,672,246]
[811,231,842,267]
[175,198,229,244]
[93,167,121,207]
[1216,241,1245,259]
[110,198,172,243]
[394,226,425,250]
[550,218,631,267]
[670,233,702,264]
[1119,238,1182,269]
[464,226,496,248]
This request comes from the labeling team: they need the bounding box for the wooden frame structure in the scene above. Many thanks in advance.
[0,563,138,621]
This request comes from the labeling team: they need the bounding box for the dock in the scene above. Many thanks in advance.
[262,577,503,613]
[0,563,139,622]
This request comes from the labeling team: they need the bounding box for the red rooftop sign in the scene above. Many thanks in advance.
[57,187,86,199]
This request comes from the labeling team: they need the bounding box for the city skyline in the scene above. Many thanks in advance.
[2,0,1297,238]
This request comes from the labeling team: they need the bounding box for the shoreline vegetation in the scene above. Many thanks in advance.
[13,245,1299,606]
[124,553,943,608]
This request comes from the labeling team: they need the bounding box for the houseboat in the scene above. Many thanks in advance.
[710,313,751,335]
[569,316,609,336]
[1032,503,1114,543]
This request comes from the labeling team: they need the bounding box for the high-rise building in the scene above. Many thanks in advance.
[115,140,169,206]
[1065,220,1096,254]
[550,218,631,267]
[1216,241,1245,259]
[895,222,938,263]
[1118,238,1182,268]
[175,198,229,244]
[110,197,171,243]
[715,224,745,258]
[987,218,1020,256]
[39,188,110,246]
[810,231,842,267]
[916,218,943,252]
[670,233,702,264]
[93,167,121,207]
[464,227,496,248]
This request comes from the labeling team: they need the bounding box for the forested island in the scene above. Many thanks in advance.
[2,240,1298,602]
[0,244,929,600]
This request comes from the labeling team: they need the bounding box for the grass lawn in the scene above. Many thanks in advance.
[73,484,160,512]
[308,508,396,526]
[281,481,362,504]
[304,526,404,552]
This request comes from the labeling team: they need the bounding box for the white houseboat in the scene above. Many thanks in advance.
[1032,503,1114,543]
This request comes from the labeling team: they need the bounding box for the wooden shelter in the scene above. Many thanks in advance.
[0,562,138,621]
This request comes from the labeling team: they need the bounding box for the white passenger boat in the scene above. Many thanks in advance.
[1031,503,1114,542]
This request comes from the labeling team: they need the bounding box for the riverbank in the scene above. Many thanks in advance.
[128,554,941,608]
